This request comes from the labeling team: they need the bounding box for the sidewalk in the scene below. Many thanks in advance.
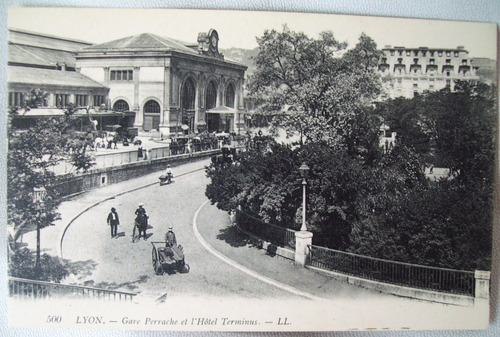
[21,158,211,258]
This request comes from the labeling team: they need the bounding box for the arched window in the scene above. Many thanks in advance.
[113,100,129,112]
[144,100,160,113]
[181,78,196,110]
[206,81,217,110]
[225,83,235,108]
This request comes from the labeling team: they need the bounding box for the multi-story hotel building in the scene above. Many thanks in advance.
[379,46,479,99]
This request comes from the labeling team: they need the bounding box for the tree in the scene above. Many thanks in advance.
[426,81,496,181]
[23,88,49,108]
[8,94,96,269]
[8,115,65,266]
[249,27,383,148]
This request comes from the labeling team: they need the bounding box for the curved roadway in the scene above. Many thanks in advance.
[59,159,484,331]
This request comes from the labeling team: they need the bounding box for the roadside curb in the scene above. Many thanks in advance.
[192,200,323,301]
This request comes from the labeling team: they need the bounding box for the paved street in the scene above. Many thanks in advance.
[19,158,488,329]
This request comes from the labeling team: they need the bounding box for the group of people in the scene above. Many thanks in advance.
[106,198,177,247]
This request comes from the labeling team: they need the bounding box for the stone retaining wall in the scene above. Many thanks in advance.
[53,150,219,199]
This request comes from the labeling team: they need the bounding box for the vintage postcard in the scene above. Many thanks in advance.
[5,7,498,332]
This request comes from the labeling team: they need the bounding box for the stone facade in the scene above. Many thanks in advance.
[379,46,479,99]
[76,29,247,137]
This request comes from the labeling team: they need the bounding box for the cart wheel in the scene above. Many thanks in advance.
[177,259,185,271]
[132,225,138,243]
[152,248,158,269]
[155,259,163,275]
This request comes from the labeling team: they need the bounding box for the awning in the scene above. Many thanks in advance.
[13,107,135,118]
[206,105,238,114]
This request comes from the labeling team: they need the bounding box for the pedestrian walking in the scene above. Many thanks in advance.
[165,226,177,247]
[135,203,149,240]
[107,207,120,238]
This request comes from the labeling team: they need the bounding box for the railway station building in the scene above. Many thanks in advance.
[75,29,247,137]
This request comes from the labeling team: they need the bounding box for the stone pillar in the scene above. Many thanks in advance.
[48,93,55,107]
[160,66,171,137]
[133,67,140,112]
[475,270,490,300]
[194,77,200,133]
[69,94,75,105]
[294,231,313,267]
[103,67,110,86]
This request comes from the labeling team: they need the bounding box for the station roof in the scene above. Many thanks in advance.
[8,66,107,89]
[82,33,199,55]
[9,43,77,68]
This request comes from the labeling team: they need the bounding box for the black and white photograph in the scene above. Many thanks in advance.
[3,5,499,334]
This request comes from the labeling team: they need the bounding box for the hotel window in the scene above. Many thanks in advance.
[398,50,403,56]
[110,70,133,81]
[446,79,451,87]
[55,94,70,107]
[438,51,443,57]
[446,51,450,57]
[446,59,451,64]
[381,57,387,63]
[397,58,403,64]
[422,51,426,56]
[406,51,411,56]
[414,50,418,56]
[429,59,435,65]
[462,59,468,65]
[446,71,451,76]
[454,51,459,57]
[8,92,25,107]
[76,95,89,107]
[413,58,419,64]
[94,95,105,106]
[430,51,434,57]
[390,50,395,56]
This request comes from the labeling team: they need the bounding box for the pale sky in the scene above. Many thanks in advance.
[8,7,498,59]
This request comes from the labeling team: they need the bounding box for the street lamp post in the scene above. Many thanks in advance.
[299,162,310,231]
[295,162,313,267]
[33,186,47,267]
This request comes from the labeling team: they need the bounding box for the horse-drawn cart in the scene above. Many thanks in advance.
[151,242,185,275]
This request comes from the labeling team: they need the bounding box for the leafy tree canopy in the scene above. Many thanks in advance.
[248,26,383,147]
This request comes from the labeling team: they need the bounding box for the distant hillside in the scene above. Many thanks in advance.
[222,47,259,78]
[472,58,497,85]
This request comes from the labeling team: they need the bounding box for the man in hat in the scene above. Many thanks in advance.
[107,207,120,238]
[165,226,177,247]
[135,203,149,239]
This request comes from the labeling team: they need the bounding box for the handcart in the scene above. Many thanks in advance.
[151,241,185,275]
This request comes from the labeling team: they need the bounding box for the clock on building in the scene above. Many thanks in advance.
[209,30,219,52]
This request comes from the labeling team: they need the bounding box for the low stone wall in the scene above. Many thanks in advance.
[53,150,219,199]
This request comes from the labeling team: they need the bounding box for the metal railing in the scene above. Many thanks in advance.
[236,209,296,250]
[9,277,136,301]
[307,245,475,296]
